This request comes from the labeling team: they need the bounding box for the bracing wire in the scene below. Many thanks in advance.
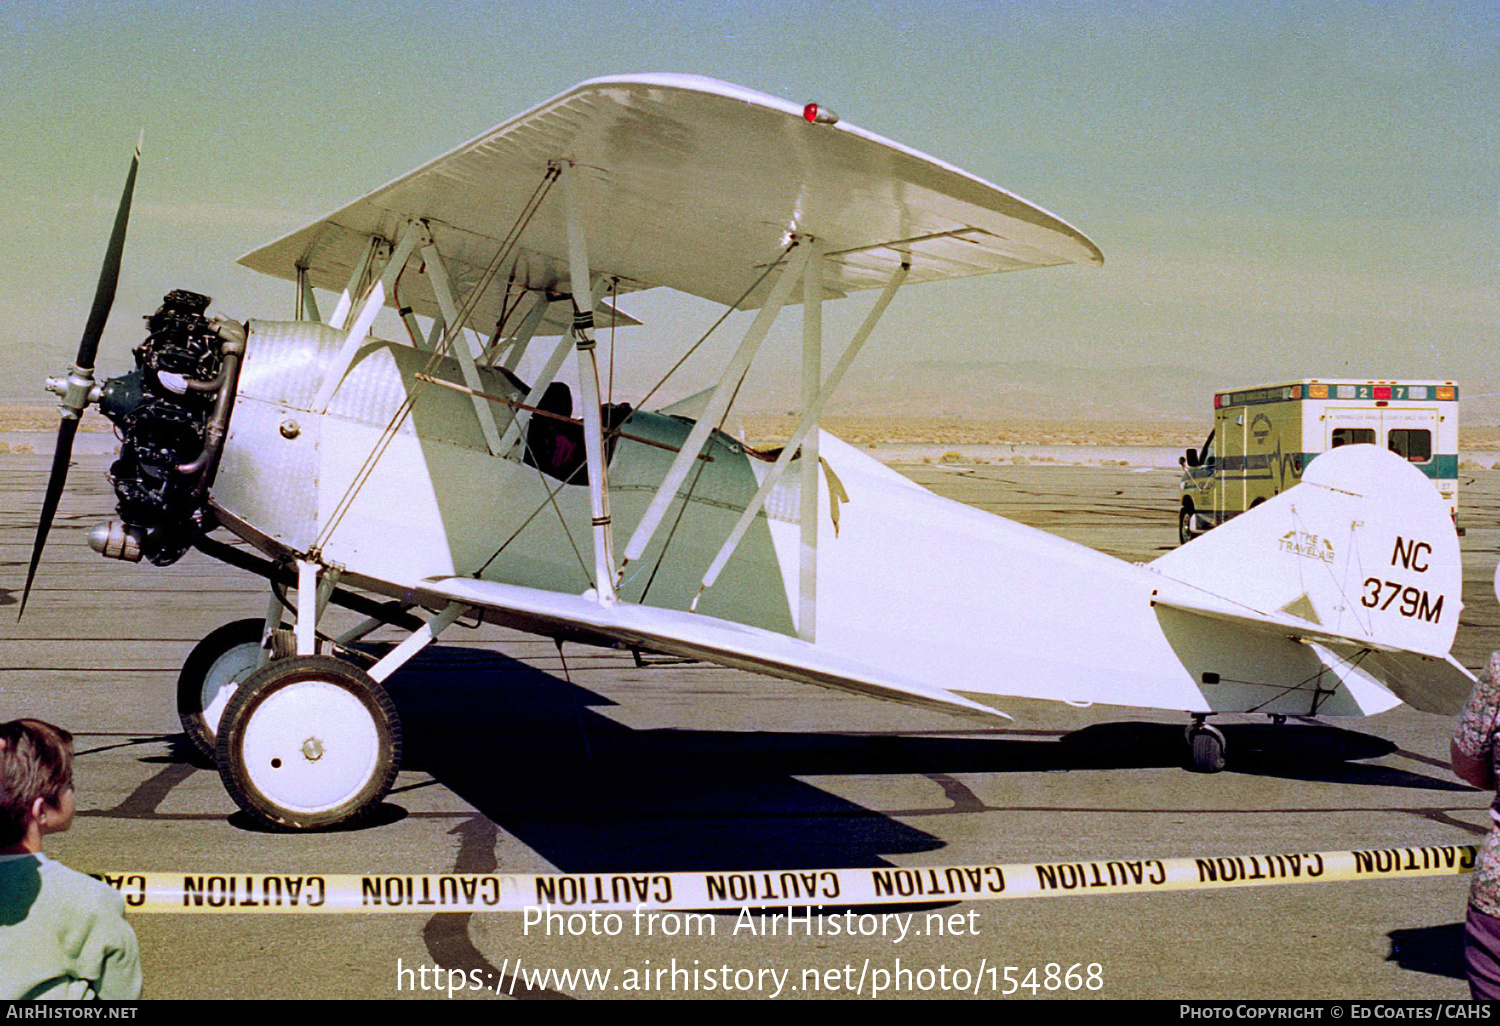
[316,167,560,551]
[638,363,753,603]
[632,241,796,415]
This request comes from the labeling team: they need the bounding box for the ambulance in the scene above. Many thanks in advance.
[1178,380,1459,544]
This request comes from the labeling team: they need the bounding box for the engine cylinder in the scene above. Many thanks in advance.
[97,290,238,565]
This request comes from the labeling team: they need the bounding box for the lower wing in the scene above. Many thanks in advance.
[416,576,1010,720]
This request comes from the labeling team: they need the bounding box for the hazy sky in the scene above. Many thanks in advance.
[3,1,1497,417]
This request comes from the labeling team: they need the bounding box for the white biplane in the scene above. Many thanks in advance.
[24,75,1472,830]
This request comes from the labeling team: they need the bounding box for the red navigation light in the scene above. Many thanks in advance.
[802,103,839,125]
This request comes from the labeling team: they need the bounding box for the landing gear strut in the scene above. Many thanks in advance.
[1185,715,1226,773]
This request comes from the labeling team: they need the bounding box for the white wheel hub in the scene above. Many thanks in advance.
[241,680,381,813]
[201,642,261,734]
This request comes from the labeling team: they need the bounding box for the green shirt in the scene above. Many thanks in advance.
[0,853,142,999]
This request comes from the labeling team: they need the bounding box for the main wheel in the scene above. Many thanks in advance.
[178,618,267,761]
[1187,726,1227,773]
[215,655,401,830]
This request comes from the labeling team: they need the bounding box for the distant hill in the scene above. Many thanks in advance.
[749,358,1500,429]
[756,358,1221,421]
[9,355,1500,447]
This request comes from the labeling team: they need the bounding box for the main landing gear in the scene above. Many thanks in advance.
[176,559,470,830]
[216,655,401,831]
[177,618,266,761]
[1184,715,1226,773]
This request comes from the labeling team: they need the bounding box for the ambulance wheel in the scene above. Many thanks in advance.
[178,618,266,762]
[215,655,401,831]
[1187,724,1227,773]
[1178,507,1194,545]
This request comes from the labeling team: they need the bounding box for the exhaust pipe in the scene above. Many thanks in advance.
[87,522,144,562]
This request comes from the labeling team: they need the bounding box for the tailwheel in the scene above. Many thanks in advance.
[215,654,401,831]
[1185,718,1227,773]
[177,618,267,761]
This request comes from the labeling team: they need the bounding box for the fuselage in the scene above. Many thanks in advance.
[207,320,1382,718]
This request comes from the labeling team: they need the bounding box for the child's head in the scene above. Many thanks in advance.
[0,719,75,849]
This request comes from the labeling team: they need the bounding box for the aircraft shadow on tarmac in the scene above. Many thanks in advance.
[1387,922,1466,982]
[286,644,1469,874]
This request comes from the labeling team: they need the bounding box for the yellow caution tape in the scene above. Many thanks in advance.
[89,843,1478,914]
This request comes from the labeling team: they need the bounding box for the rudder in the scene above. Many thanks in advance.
[1152,444,1462,660]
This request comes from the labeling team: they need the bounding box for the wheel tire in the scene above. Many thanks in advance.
[215,655,401,831]
[1178,506,1194,545]
[178,619,267,761]
[1188,729,1227,774]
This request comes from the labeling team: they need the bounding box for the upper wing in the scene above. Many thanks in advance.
[416,575,1010,721]
[240,74,1102,333]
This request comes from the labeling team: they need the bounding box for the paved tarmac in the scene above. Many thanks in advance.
[2,452,1498,1000]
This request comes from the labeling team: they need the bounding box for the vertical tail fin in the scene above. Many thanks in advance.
[1152,444,1462,661]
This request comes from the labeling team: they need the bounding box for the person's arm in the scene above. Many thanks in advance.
[80,892,142,1000]
[91,920,141,1000]
[1453,653,1500,790]
[1452,738,1496,790]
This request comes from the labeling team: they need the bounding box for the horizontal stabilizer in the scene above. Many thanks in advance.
[416,576,1010,721]
[1317,643,1474,716]
[1152,591,1398,654]
[1152,597,1472,715]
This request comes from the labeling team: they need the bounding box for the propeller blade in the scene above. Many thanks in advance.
[75,131,142,370]
[18,418,81,619]
[19,134,143,620]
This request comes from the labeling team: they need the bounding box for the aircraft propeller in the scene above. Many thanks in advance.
[19,134,142,619]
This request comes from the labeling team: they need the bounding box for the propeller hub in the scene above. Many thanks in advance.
[44,365,99,420]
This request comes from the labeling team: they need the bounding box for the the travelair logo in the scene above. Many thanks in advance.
[1279,530,1335,562]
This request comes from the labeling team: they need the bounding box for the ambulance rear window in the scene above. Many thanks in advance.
[1388,429,1432,463]
[1331,428,1375,448]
